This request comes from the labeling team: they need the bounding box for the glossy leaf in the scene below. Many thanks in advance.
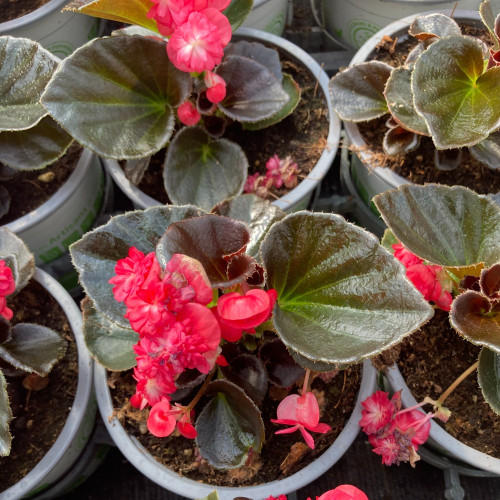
[195,380,265,469]
[373,184,500,268]
[42,36,191,159]
[450,291,500,352]
[408,13,461,40]
[223,0,254,31]
[329,61,392,122]
[163,127,247,210]
[220,354,269,404]
[212,194,286,260]
[242,74,300,131]
[478,347,500,415]
[412,36,500,148]
[70,205,205,327]
[384,67,429,136]
[261,211,433,366]
[259,338,305,387]
[0,187,9,219]
[469,131,500,170]
[0,228,35,292]
[0,116,72,171]
[383,126,420,156]
[0,324,67,376]
[64,0,158,32]
[480,0,500,51]
[217,56,289,122]
[434,148,462,172]
[0,371,12,456]
[81,297,137,371]
[0,36,58,131]
[0,317,10,344]
[156,214,251,288]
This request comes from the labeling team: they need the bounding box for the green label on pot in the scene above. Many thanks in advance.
[348,19,381,49]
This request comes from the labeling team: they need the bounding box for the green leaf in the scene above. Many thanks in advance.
[384,67,429,136]
[469,131,500,170]
[0,371,12,456]
[478,347,500,415]
[217,56,289,122]
[408,13,461,40]
[0,324,67,376]
[0,228,35,292]
[156,214,251,288]
[223,0,254,31]
[261,212,434,365]
[196,491,220,500]
[82,297,137,371]
[329,61,392,122]
[0,36,58,131]
[211,194,286,260]
[42,36,191,159]
[70,205,206,328]
[412,36,500,149]
[373,184,500,268]
[0,116,72,171]
[195,380,265,469]
[64,0,158,32]
[163,127,247,211]
[242,74,300,131]
[450,291,500,352]
[380,228,398,252]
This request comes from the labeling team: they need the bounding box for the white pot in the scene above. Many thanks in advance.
[385,364,500,475]
[1,268,97,499]
[240,0,290,35]
[0,0,101,58]
[104,28,341,215]
[5,149,105,269]
[94,359,376,500]
[319,0,481,49]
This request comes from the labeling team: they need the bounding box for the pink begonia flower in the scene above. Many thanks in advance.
[204,71,226,103]
[265,155,299,189]
[359,390,396,435]
[0,296,13,321]
[393,409,431,449]
[368,433,400,466]
[317,485,369,500]
[211,306,243,342]
[0,261,15,297]
[148,0,195,36]
[177,101,201,126]
[147,397,178,437]
[167,9,231,73]
[217,288,277,330]
[392,243,422,268]
[271,392,331,449]
[244,172,273,197]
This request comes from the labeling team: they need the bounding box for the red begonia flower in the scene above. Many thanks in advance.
[393,409,431,449]
[0,296,13,321]
[177,100,201,126]
[317,485,369,500]
[392,243,422,268]
[0,260,15,297]
[359,390,395,435]
[204,71,226,103]
[147,398,177,437]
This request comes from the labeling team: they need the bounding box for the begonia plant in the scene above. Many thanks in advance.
[329,0,500,171]
[0,229,68,456]
[69,194,434,470]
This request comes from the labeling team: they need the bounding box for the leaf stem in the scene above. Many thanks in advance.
[437,360,479,406]
[186,368,216,412]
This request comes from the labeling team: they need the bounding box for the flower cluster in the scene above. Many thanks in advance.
[392,243,453,311]
[266,484,368,500]
[0,260,15,321]
[359,390,447,467]
[244,155,299,198]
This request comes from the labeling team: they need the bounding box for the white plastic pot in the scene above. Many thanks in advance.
[385,364,500,475]
[0,0,101,58]
[104,28,341,214]
[1,268,97,499]
[94,359,376,500]
[240,0,290,35]
[318,0,481,49]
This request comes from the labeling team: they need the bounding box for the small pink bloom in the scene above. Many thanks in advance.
[217,288,277,330]
[147,398,178,437]
[392,243,422,268]
[211,306,243,342]
[368,433,400,466]
[406,263,452,311]
[271,392,331,449]
[0,261,15,297]
[204,72,226,103]
[317,485,368,500]
[359,390,395,435]
[0,296,13,321]
[177,101,201,126]
[394,409,431,449]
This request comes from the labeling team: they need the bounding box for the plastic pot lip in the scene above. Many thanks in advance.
[4,148,96,234]
[385,364,500,475]
[342,9,480,190]
[0,0,72,32]
[103,27,340,213]
[94,359,375,500]
[1,267,94,500]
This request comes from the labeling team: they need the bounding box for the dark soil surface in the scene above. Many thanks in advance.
[0,0,51,22]
[110,357,360,487]
[0,280,78,490]
[397,309,500,459]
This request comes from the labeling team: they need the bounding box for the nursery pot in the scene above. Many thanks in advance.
[103,28,341,215]
[318,0,481,49]
[94,359,376,499]
[1,268,97,499]
[385,364,500,475]
[239,0,290,35]
[0,0,101,58]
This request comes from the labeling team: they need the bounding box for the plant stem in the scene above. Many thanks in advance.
[302,368,311,395]
[437,360,479,406]
[186,368,215,412]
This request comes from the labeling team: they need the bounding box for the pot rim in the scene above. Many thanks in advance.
[1,267,94,499]
[103,27,341,213]
[385,364,500,475]
[93,359,376,500]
